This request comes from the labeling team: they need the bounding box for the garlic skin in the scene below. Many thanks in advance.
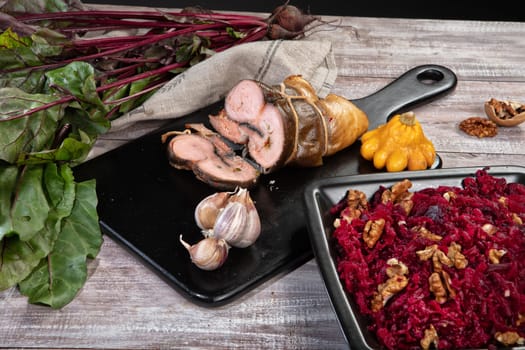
[194,191,230,231]
[179,235,229,271]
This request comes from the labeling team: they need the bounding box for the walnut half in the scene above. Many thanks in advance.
[459,117,498,138]
[447,242,468,269]
[371,258,409,312]
[417,243,465,303]
[429,272,448,304]
[363,218,385,248]
[485,98,525,126]
[381,179,414,215]
[495,331,525,346]
[420,324,439,350]
[488,248,506,264]
[342,189,368,222]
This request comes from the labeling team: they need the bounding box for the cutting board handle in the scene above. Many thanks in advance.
[351,64,457,130]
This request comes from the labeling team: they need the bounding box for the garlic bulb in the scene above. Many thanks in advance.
[180,235,229,271]
[194,187,261,248]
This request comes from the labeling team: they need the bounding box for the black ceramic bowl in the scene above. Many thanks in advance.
[303,165,525,350]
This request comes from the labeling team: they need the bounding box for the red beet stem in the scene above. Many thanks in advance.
[14,9,266,24]
[2,5,321,123]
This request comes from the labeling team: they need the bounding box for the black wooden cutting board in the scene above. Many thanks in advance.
[73,64,456,306]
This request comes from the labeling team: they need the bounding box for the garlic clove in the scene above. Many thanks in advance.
[180,235,229,271]
[239,206,261,248]
[194,191,231,231]
[229,188,261,248]
[193,187,262,250]
[212,201,248,246]
[213,188,261,248]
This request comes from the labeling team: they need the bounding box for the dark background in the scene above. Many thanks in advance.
[84,0,524,22]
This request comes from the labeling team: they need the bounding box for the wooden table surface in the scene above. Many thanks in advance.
[1,4,524,350]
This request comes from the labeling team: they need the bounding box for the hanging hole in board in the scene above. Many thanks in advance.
[417,69,444,85]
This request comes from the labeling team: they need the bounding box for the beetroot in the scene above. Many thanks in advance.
[266,4,320,39]
[270,4,318,32]
[333,169,525,349]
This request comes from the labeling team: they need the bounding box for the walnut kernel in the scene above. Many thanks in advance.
[385,258,409,277]
[481,223,497,235]
[413,225,443,241]
[381,179,413,203]
[416,244,439,261]
[441,270,456,299]
[459,117,498,138]
[517,313,525,326]
[381,179,414,214]
[429,272,448,304]
[371,275,409,312]
[485,98,525,126]
[495,331,525,346]
[420,324,439,350]
[443,191,456,201]
[447,242,468,269]
[488,248,506,264]
[341,189,368,223]
[432,249,453,272]
[487,98,525,119]
[371,258,409,311]
[512,213,523,225]
[363,218,385,248]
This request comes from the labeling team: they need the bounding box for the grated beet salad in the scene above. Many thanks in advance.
[332,169,525,349]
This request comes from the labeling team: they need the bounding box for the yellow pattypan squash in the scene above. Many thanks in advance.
[360,112,436,172]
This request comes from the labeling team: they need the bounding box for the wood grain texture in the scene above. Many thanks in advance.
[1,8,524,350]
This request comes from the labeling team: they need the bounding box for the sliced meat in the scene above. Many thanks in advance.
[242,103,290,171]
[209,76,368,172]
[162,125,259,190]
[163,75,369,190]
[209,109,249,145]
[164,132,213,170]
[211,82,297,173]
[185,123,235,157]
[224,79,265,123]
[192,155,259,190]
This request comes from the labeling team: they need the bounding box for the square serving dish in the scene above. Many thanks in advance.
[303,165,525,350]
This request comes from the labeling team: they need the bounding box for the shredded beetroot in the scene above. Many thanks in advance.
[333,169,525,349]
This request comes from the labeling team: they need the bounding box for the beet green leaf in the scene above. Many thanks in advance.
[0,163,75,290]
[18,179,102,309]
[0,88,65,164]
